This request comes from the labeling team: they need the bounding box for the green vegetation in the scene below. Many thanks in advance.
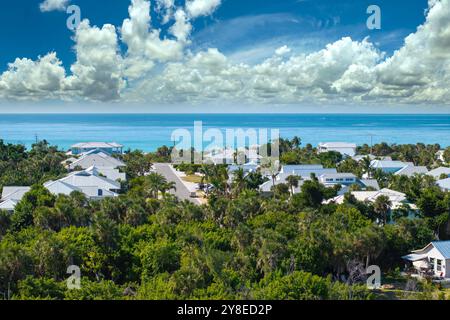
[0,139,449,300]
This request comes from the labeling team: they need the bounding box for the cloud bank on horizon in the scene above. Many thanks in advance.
[0,0,449,108]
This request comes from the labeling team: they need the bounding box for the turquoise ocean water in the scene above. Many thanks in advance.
[0,114,449,151]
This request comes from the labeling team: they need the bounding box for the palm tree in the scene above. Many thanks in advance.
[373,195,392,225]
[292,136,302,149]
[144,173,168,199]
[161,181,177,196]
[261,158,280,189]
[286,175,301,196]
[231,168,246,196]
[199,165,212,185]
[360,156,372,178]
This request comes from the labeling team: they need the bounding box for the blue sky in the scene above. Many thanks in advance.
[0,0,448,113]
[0,0,428,69]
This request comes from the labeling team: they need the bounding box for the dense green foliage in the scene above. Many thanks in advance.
[0,140,448,300]
[0,140,67,190]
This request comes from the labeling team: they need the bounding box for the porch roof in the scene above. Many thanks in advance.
[402,253,428,262]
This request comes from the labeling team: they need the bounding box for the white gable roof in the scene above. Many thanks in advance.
[68,151,125,169]
[60,169,121,191]
[71,142,123,149]
[319,142,357,148]
[1,186,31,201]
[427,167,450,179]
[324,188,412,209]
[370,160,412,169]
[395,166,429,177]
[44,180,81,196]
[0,199,19,211]
[437,178,450,191]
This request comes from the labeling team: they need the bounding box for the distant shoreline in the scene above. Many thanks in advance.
[1,113,449,151]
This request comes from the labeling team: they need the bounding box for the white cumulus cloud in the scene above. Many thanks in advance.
[39,0,70,12]
[186,0,221,18]
[2,0,450,108]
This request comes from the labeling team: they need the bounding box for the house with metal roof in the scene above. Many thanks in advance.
[318,142,357,157]
[402,241,450,278]
[394,165,429,177]
[64,149,126,181]
[427,167,450,180]
[437,178,450,191]
[0,186,31,212]
[70,142,124,155]
[319,173,357,186]
[44,167,121,200]
[280,165,337,178]
[324,188,415,210]
[370,160,414,174]
[66,149,125,170]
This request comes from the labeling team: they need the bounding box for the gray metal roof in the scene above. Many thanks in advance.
[437,178,450,190]
[1,186,31,201]
[359,179,380,190]
[395,165,429,177]
[428,167,450,178]
[71,142,123,149]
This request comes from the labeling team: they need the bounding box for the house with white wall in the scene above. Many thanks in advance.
[70,142,123,155]
[403,241,450,278]
[394,165,429,177]
[65,149,126,181]
[318,142,357,157]
[370,160,414,174]
[427,167,450,180]
[436,150,446,163]
[44,167,121,200]
[319,173,357,186]
[280,165,337,177]
[324,188,415,210]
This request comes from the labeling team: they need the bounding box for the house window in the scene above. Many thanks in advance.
[98,189,103,196]
[430,258,435,270]
[437,259,442,271]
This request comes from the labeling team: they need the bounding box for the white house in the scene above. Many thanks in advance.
[403,241,450,278]
[44,166,121,200]
[436,150,446,163]
[352,155,392,162]
[66,149,125,170]
[0,186,31,212]
[324,188,415,210]
[228,161,259,174]
[70,142,123,155]
[280,165,337,178]
[437,178,450,192]
[65,149,126,181]
[318,142,357,157]
[203,148,236,165]
[259,174,305,195]
[319,173,357,186]
[427,167,450,180]
[370,160,414,174]
[394,165,429,177]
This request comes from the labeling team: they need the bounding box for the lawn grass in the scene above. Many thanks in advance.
[182,175,203,183]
